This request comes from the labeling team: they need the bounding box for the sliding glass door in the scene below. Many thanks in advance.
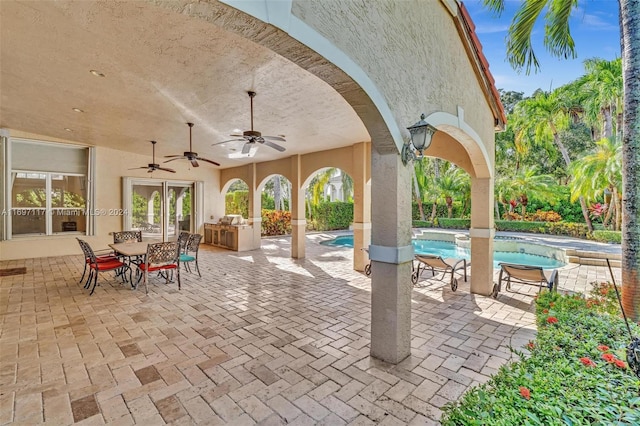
[124,178,197,241]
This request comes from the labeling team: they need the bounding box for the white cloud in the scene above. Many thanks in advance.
[475,23,510,34]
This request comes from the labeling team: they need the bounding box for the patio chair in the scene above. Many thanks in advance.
[76,238,117,285]
[137,241,181,294]
[492,262,558,298]
[180,233,202,277]
[411,254,467,291]
[177,231,190,252]
[113,230,142,243]
[77,238,127,295]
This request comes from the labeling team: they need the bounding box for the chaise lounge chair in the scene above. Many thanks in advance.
[411,254,468,291]
[492,262,559,298]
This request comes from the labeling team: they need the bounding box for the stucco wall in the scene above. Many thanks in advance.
[291,0,495,159]
[0,130,222,261]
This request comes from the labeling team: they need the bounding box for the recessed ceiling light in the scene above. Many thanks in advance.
[90,69,105,77]
[64,128,73,132]
[72,108,84,113]
[232,129,242,134]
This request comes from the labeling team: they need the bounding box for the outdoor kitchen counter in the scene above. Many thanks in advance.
[204,222,254,251]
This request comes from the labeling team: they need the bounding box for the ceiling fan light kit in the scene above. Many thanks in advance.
[212,91,286,156]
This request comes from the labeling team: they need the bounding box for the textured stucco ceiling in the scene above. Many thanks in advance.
[0,0,370,168]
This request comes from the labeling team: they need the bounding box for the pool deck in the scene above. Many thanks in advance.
[0,233,622,425]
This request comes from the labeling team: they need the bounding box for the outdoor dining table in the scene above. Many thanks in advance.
[108,241,151,258]
[108,241,155,287]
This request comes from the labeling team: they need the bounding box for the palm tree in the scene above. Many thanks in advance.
[570,137,623,230]
[482,0,640,319]
[511,91,594,230]
[412,158,428,221]
[580,58,623,139]
[509,166,559,218]
[436,166,466,218]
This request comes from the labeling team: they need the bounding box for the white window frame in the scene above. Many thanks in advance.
[2,137,95,240]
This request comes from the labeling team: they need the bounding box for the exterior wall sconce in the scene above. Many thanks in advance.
[401,113,437,165]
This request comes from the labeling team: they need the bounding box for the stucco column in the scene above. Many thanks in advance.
[247,164,262,249]
[352,142,371,271]
[290,155,305,259]
[470,176,495,295]
[369,148,413,364]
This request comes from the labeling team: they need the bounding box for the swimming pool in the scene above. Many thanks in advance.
[320,234,566,269]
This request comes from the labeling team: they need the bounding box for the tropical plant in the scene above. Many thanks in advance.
[504,166,558,218]
[580,58,624,139]
[441,288,640,425]
[570,137,623,230]
[483,0,639,320]
[436,166,467,218]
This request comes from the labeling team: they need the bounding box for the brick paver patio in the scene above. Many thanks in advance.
[0,234,621,425]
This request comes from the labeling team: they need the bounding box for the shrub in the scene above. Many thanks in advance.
[412,220,433,228]
[437,218,470,229]
[591,230,622,244]
[441,287,640,425]
[412,202,464,220]
[547,222,590,238]
[530,210,562,222]
[225,190,249,218]
[495,220,548,233]
[261,209,291,236]
[310,202,353,231]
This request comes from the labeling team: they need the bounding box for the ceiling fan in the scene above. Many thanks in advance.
[213,91,286,155]
[165,122,220,167]
[129,140,176,173]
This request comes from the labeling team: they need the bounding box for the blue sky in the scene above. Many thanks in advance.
[464,0,620,96]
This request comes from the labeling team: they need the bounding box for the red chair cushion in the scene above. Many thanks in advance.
[138,263,177,272]
[90,260,125,271]
[87,255,117,264]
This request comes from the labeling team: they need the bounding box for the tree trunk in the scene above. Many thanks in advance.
[412,166,425,221]
[430,202,438,222]
[446,197,453,218]
[273,176,282,210]
[602,106,613,139]
[550,124,594,231]
[495,199,501,221]
[620,0,640,321]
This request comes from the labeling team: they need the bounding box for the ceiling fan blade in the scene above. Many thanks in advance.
[163,157,184,163]
[262,140,286,152]
[164,154,182,158]
[147,169,154,173]
[262,135,286,142]
[212,138,245,146]
[128,166,149,170]
[158,167,176,173]
[190,159,199,167]
[241,143,252,154]
[197,157,221,166]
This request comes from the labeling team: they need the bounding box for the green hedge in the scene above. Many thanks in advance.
[436,218,470,229]
[591,230,622,243]
[309,202,353,231]
[526,186,585,223]
[496,220,549,233]
[441,287,640,425]
[412,220,433,228]
[225,190,249,218]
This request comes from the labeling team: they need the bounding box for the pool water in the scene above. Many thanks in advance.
[321,235,566,269]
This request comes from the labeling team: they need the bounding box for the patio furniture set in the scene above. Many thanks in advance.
[76,230,202,295]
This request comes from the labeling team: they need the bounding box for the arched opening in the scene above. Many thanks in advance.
[222,178,250,220]
[258,174,292,237]
[304,167,355,232]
